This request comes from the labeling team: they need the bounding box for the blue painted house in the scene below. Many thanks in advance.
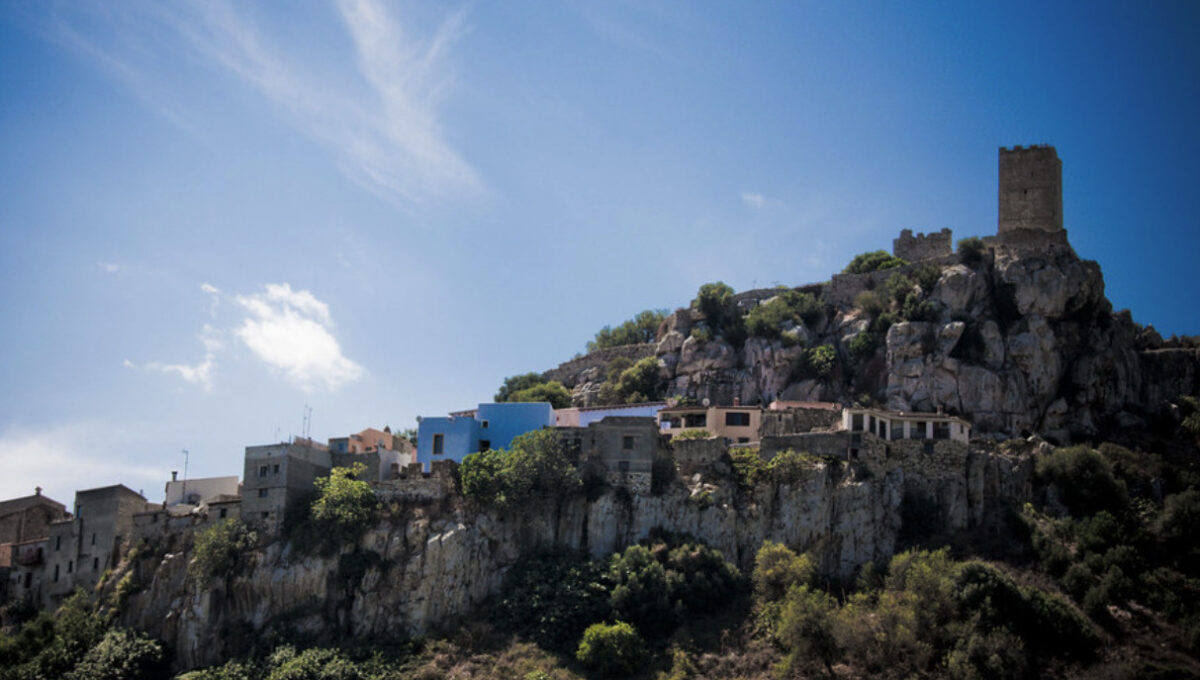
[416,402,556,469]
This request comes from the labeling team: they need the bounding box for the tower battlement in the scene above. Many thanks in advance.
[998,145,1062,234]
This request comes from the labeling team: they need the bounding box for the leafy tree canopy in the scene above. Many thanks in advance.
[843,250,907,274]
[587,309,668,352]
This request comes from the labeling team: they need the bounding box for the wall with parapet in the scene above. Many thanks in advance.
[893,228,953,262]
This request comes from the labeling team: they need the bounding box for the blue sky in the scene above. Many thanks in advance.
[1,1,1197,504]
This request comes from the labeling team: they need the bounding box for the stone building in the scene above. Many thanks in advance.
[657,402,763,445]
[0,488,67,546]
[556,416,663,494]
[164,473,240,507]
[43,485,153,608]
[241,439,332,530]
[893,228,953,262]
[998,144,1062,234]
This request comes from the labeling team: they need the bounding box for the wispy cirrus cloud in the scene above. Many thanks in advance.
[234,283,363,392]
[40,0,480,206]
[126,323,222,392]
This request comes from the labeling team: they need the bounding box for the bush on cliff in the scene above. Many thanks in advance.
[691,282,746,346]
[1034,445,1129,517]
[189,519,258,585]
[745,290,823,339]
[493,547,609,652]
[843,250,906,274]
[461,429,580,507]
[507,380,573,409]
[587,309,668,352]
[495,372,545,402]
[576,621,646,678]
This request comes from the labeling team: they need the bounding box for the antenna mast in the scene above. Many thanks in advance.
[181,449,189,503]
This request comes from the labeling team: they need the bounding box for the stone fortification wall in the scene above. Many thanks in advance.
[760,408,842,437]
[893,228,953,262]
[542,344,656,388]
[672,437,730,477]
[822,255,957,308]
[759,432,852,461]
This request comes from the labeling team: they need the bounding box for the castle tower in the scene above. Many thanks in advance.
[998,145,1062,234]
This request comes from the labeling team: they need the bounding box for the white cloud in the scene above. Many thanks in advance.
[201,282,221,317]
[0,422,163,505]
[129,326,222,392]
[45,1,481,206]
[234,283,363,391]
[98,261,121,273]
[741,192,768,209]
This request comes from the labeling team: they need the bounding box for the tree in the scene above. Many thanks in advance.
[587,309,668,352]
[508,380,572,408]
[576,621,646,678]
[495,373,545,402]
[745,290,823,339]
[189,519,258,585]
[63,629,165,680]
[311,464,379,544]
[460,429,581,507]
[753,541,816,602]
[843,250,906,274]
[614,356,662,402]
[691,282,745,344]
[493,548,610,652]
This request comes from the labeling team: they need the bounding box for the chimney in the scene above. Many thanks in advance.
[733,397,741,406]
[35,486,41,496]
[171,471,178,482]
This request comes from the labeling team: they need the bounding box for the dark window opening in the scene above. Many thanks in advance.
[90,533,95,545]
[67,560,73,574]
[851,414,863,431]
[622,436,634,450]
[261,512,269,519]
[273,464,280,474]
[219,508,228,519]
[93,557,99,571]
[481,420,489,429]
[432,434,444,455]
[24,572,32,588]
[479,440,491,452]
[737,437,750,443]
[54,564,59,582]
[259,465,268,478]
[684,413,707,428]
[258,489,268,498]
[55,536,61,551]
[725,412,751,427]
[913,422,927,439]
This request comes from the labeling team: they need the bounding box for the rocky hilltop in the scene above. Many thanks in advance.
[547,223,1198,446]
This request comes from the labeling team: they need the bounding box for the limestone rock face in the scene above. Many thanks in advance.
[120,443,1033,673]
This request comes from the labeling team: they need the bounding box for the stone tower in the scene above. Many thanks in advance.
[998,145,1062,233]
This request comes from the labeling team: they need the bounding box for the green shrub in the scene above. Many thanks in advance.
[806,345,836,379]
[615,357,662,402]
[900,291,939,322]
[690,282,746,346]
[508,380,572,408]
[493,548,609,652]
[884,272,914,306]
[576,622,645,678]
[495,373,546,402]
[588,309,668,352]
[958,237,986,267]
[766,449,822,484]
[730,448,766,492]
[265,646,363,680]
[605,356,634,383]
[913,264,942,293]
[460,429,581,508]
[849,331,882,359]
[312,464,378,543]
[63,629,165,680]
[753,541,816,602]
[844,250,906,274]
[189,519,258,585]
[745,290,823,339]
[674,429,711,440]
[608,535,740,637]
[1035,445,1129,517]
[775,585,838,675]
[853,290,884,316]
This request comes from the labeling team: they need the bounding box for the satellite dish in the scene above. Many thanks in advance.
[702,398,711,407]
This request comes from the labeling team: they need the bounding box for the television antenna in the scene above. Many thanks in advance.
[181,449,189,502]
[301,405,313,440]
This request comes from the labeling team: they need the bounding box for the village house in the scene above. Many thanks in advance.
[416,402,556,468]
[842,406,971,444]
[555,416,664,494]
[43,485,155,609]
[657,401,763,445]
[554,401,668,427]
[164,473,240,508]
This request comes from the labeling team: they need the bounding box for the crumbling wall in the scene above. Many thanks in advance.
[893,228,953,262]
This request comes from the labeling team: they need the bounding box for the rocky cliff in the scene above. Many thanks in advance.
[550,231,1200,443]
[114,440,1032,671]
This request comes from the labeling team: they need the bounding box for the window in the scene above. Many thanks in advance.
[481,420,489,429]
[67,560,73,574]
[913,422,927,439]
[54,564,59,582]
[851,414,863,431]
[259,465,269,478]
[261,512,269,519]
[479,440,491,452]
[725,412,751,427]
[90,533,95,546]
[868,415,876,432]
[684,413,707,428]
[219,508,228,519]
[93,557,99,571]
[55,536,61,551]
[737,437,750,443]
[432,434,444,455]
[258,489,269,498]
[24,572,32,588]
[622,436,634,450]
[273,464,280,474]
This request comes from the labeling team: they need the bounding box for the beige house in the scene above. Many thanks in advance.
[842,407,971,444]
[657,403,763,445]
